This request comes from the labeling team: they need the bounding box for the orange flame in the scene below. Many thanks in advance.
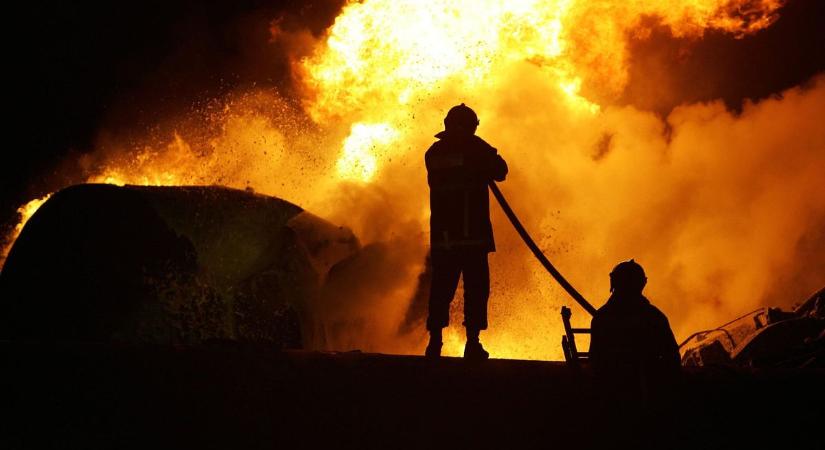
[6,0,822,362]
[0,195,51,268]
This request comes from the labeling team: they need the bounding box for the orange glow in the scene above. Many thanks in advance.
[0,195,51,268]
[337,123,400,182]
[301,0,782,122]
[5,0,823,362]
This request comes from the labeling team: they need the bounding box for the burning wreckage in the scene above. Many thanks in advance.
[1,183,822,369]
[680,287,825,369]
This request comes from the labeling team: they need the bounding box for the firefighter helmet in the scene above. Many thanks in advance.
[609,259,647,293]
[444,103,479,132]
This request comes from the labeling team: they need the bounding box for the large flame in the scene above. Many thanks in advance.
[301,0,783,121]
[5,0,823,360]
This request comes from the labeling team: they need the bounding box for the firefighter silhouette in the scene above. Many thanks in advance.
[424,104,508,360]
[589,260,681,380]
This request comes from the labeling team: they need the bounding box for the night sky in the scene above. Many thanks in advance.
[5,0,824,231]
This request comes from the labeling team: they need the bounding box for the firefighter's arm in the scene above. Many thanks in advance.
[663,321,682,368]
[424,147,434,171]
[424,146,438,186]
[489,151,508,182]
[589,315,603,370]
[655,312,682,368]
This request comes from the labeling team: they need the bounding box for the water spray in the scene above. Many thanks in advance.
[489,182,596,316]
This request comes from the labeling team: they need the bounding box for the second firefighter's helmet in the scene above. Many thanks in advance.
[609,259,647,293]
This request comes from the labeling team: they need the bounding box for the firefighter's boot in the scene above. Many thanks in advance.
[464,341,489,360]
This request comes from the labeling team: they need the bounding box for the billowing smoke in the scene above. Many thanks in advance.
[486,78,825,356]
[4,0,824,359]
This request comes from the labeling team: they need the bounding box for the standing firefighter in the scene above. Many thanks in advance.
[424,104,508,360]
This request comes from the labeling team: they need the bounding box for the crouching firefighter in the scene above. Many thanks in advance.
[424,103,508,360]
[590,260,681,386]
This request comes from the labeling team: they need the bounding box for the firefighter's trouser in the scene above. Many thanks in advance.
[426,248,489,331]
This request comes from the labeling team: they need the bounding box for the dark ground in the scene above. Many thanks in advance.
[4,343,824,449]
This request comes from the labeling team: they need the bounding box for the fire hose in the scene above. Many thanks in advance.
[489,182,597,316]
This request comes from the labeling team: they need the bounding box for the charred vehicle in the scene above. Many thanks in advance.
[680,288,825,368]
[0,184,360,349]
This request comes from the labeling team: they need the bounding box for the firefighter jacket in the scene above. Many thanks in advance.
[425,131,508,252]
[590,293,681,378]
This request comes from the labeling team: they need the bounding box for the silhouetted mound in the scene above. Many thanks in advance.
[0,184,358,346]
